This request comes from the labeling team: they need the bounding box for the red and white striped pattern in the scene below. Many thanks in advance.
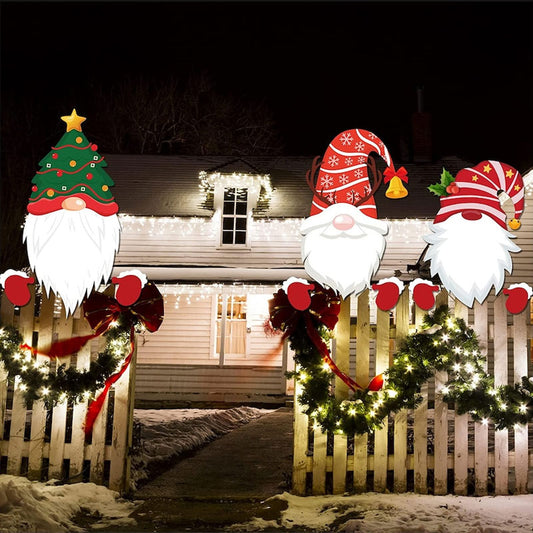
[434,160,524,229]
[310,129,394,217]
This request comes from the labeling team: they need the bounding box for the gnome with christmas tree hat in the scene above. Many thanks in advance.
[423,160,524,308]
[1,110,145,315]
[300,128,408,300]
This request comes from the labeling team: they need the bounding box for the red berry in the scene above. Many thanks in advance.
[52,153,58,159]
[86,172,93,180]
[57,170,63,177]
[91,144,98,151]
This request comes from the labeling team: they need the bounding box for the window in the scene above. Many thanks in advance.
[221,188,248,245]
[215,295,247,360]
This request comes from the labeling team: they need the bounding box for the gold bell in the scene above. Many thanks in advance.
[385,175,408,199]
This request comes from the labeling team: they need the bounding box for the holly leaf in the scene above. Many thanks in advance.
[440,168,455,187]
[428,183,447,196]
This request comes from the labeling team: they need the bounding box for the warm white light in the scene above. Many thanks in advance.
[441,334,449,342]
[41,387,50,396]
[519,404,527,413]
[481,418,489,426]
[406,364,413,372]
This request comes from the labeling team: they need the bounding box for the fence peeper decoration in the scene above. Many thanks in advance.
[300,128,408,302]
[424,161,525,309]
[0,109,147,314]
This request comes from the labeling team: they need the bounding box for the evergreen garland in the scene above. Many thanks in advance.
[0,313,136,409]
[284,305,533,435]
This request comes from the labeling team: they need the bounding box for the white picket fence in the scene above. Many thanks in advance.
[0,289,136,493]
[293,289,533,496]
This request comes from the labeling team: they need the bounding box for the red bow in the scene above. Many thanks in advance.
[383,165,408,184]
[84,282,164,336]
[269,285,366,391]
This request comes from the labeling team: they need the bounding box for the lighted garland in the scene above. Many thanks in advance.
[0,314,135,409]
[283,305,533,435]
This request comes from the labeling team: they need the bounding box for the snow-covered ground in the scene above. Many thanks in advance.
[1,406,533,533]
[233,491,533,533]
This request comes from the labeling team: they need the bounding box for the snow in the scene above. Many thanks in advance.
[1,406,532,533]
[0,475,136,532]
[233,491,533,533]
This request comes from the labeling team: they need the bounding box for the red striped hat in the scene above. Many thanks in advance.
[310,129,395,218]
[434,160,524,230]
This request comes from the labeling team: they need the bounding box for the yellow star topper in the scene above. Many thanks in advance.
[61,109,86,132]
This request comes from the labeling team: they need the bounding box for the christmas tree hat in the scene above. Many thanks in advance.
[27,109,118,216]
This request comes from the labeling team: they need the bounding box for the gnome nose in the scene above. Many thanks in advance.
[461,209,482,221]
[61,196,86,211]
[332,214,355,231]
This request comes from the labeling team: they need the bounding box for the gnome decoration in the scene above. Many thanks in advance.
[503,283,533,315]
[0,110,146,315]
[372,277,405,311]
[424,161,524,308]
[301,128,408,299]
[410,278,440,311]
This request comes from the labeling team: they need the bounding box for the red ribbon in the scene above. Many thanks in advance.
[383,165,408,184]
[269,285,364,392]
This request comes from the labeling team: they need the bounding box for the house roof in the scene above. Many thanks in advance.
[104,153,474,220]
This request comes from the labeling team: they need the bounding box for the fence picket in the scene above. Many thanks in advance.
[512,307,529,494]
[473,301,489,496]
[373,307,389,491]
[393,290,409,492]
[292,371,308,495]
[311,429,327,495]
[28,293,55,481]
[493,295,509,495]
[453,301,469,495]
[354,291,369,492]
[332,297,350,494]
[413,304,428,494]
[48,305,73,479]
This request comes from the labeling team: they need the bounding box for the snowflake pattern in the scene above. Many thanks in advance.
[326,192,336,203]
[346,190,361,204]
[321,174,333,188]
[339,174,350,185]
[358,156,366,164]
[364,185,372,195]
[368,132,376,139]
[345,157,353,166]
[355,142,366,151]
[328,155,340,167]
[340,132,354,146]
[354,169,364,178]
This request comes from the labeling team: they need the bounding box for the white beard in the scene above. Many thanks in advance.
[301,204,388,299]
[424,213,520,307]
[23,210,121,316]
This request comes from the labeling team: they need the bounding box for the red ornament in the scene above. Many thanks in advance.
[57,170,63,177]
[91,144,98,151]
[367,373,384,392]
[32,185,38,192]
[86,172,93,180]
[52,153,58,159]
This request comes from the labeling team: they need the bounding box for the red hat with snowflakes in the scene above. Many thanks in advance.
[309,128,407,217]
[433,160,524,230]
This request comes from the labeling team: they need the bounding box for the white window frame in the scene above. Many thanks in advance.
[213,294,248,365]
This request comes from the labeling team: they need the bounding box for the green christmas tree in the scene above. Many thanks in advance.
[27,109,118,216]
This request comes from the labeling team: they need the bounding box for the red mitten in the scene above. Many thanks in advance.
[282,277,315,311]
[112,270,147,307]
[372,277,404,311]
[503,283,533,314]
[410,278,440,311]
[0,270,35,307]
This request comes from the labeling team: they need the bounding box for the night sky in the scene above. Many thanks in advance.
[2,1,533,169]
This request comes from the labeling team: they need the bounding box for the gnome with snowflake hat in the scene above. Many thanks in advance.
[423,160,524,308]
[0,110,147,315]
[301,128,408,299]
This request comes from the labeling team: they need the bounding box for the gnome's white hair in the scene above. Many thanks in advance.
[24,210,121,316]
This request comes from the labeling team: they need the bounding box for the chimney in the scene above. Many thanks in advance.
[411,86,432,162]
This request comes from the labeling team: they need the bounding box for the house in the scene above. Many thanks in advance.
[105,153,533,408]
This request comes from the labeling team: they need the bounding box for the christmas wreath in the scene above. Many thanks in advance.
[269,284,533,435]
[0,282,163,433]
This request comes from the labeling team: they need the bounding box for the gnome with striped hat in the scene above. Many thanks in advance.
[301,128,408,299]
[424,160,524,307]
